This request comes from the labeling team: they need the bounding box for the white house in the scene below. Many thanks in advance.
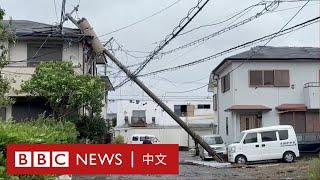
[112,98,216,147]
[0,20,113,121]
[209,46,320,152]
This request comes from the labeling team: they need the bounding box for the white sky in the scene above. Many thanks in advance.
[0,0,319,113]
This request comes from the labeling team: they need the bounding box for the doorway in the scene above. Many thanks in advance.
[240,114,262,131]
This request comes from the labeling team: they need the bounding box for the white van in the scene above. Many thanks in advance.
[228,125,299,164]
[130,134,160,144]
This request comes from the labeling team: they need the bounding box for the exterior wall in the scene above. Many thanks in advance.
[2,40,85,120]
[115,99,216,127]
[216,64,236,144]
[216,61,320,144]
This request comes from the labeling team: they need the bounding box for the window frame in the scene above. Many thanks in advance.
[249,69,289,87]
[27,42,63,67]
[221,73,230,93]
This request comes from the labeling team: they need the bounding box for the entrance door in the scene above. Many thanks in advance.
[240,115,261,131]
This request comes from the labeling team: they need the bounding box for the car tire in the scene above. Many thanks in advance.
[235,155,247,164]
[283,151,295,163]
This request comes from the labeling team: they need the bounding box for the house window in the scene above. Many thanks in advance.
[264,70,274,86]
[132,136,138,141]
[249,70,289,87]
[226,117,229,136]
[174,105,194,117]
[274,70,290,87]
[213,94,217,111]
[0,107,6,121]
[131,110,146,125]
[27,43,63,67]
[197,104,211,109]
[249,70,263,86]
[221,73,230,93]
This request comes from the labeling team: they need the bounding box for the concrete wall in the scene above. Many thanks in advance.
[216,61,320,144]
[114,126,214,147]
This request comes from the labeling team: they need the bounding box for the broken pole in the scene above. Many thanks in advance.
[73,17,224,162]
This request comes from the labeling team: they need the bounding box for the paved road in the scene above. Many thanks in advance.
[72,151,313,179]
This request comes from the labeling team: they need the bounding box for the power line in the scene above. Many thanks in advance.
[166,83,209,94]
[159,0,280,57]
[114,0,211,89]
[137,16,319,77]
[177,1,265,37]
[221,0,312,78]
[98,0,182,37]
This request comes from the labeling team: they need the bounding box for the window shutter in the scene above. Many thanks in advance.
[274,70,290,87]
[225,74,230,92]
[249,70,263,86]
[221,77,225,93]
[263,70,274,86]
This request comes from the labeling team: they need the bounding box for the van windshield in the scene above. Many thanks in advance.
[203,136,223,145]
[233,132,245,143]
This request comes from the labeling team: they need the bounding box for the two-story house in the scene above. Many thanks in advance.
[209,46,320,152]
[0,20,113,121]
[112,98,216,147]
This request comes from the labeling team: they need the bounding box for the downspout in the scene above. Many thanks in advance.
[214,73,220,134]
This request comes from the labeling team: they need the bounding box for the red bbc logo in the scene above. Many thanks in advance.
[15,151,69,168]
[7,144,179,175]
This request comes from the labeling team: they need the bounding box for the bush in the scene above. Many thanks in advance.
[112,134,125,144]
[73,116,107,143]
[0,118,77,152]
[0,118,77,179]
[309,157,320,180]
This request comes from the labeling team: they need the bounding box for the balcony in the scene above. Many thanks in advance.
[304,82,320,109]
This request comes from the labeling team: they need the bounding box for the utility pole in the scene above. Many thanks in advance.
[67,16,224,162]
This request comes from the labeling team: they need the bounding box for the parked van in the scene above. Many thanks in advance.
[130,134,160,144]
[199,135,227,160]
[228,125,299,164]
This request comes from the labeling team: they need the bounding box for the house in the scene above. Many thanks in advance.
[209,46,320,151]
[112,98,216,147]
[0,20,113,121]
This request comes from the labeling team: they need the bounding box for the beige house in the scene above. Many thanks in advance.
[0,20,113,121]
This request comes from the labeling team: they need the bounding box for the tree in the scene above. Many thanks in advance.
[22,61,105,120]
[0,8,15,106]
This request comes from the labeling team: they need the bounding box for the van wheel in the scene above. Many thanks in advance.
[283,151,295,163]
[235,155,247,164]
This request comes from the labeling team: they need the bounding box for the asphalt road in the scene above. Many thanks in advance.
[72,151,315,179]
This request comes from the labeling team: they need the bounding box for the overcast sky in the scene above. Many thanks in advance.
[0,0,319,112]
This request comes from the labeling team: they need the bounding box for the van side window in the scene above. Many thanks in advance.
[278,130,288,140]
[261,131,277,142]
[243,133,257,144]
[132,136,138,141]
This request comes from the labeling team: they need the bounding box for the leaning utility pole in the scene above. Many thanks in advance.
[67,16,223,162]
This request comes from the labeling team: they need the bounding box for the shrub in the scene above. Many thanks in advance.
[309,156,320,180]
[0,118,77,152]
[112,134,125,144]
[73,116,107,143]
[0,118,77,179]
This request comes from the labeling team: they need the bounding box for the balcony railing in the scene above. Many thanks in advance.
[304,82,320,88]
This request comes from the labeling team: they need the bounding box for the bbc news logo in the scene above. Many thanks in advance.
[15,151,69,168]
[6,144,179,175]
